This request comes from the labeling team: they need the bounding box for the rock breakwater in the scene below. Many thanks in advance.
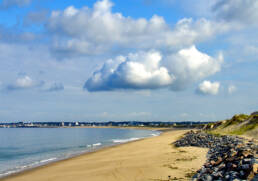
[174,131,257,180]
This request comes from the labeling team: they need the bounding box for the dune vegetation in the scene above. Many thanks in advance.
[204,112,258,139]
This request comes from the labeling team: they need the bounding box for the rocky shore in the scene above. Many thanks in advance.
[174,131,257,181]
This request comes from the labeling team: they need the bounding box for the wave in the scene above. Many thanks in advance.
[112,137,141,143]
[39,157,57,163]
[150,133,160,137]
[112,132,160,143]
[0,170,16,177]
[0,157,57,178]
[92,143,102,147]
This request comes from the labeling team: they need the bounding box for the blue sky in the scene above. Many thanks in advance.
[0,0,257,122]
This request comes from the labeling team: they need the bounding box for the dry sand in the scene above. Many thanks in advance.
[2,129,208,181]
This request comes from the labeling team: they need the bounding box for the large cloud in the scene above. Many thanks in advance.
[47,0,228,57]
[85,50,174,91]
[196,80,220,95]
[84,46,222,91]
[166,45,222,90]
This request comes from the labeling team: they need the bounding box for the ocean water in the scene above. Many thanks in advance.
[0,128,160,177]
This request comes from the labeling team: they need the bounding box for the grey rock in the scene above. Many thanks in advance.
[174,131,256,180]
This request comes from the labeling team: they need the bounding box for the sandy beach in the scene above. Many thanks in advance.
[1,129,208,181]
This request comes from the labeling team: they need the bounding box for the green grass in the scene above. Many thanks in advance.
[202,113,258,140]
[230,123,258,135]
[220,114,250,128]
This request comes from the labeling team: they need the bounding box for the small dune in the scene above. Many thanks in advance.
[204,112,258,140]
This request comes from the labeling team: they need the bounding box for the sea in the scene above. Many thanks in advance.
[0,128,160,177]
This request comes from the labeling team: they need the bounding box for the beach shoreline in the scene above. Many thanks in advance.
[1,129,208,181]
[0,126,163,181]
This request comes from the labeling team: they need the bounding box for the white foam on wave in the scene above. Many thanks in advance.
[92,143,102,147]
[150,133,160,137]
[112,132,160,143]
[0,170,16,177]
[39,157,57,163]
[0,157,57,178]
[112,137,140,143]
[29,161,40,166]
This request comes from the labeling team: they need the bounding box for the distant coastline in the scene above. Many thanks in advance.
[0,121,211,129]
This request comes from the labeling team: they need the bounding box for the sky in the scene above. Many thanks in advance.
[0,0,257,122]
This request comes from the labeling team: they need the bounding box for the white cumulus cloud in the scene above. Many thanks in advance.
[85,46,223,92]
[85,50,174,91]
[47,0,228,57]
[165,45,223,90]
[196,80,220,95]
